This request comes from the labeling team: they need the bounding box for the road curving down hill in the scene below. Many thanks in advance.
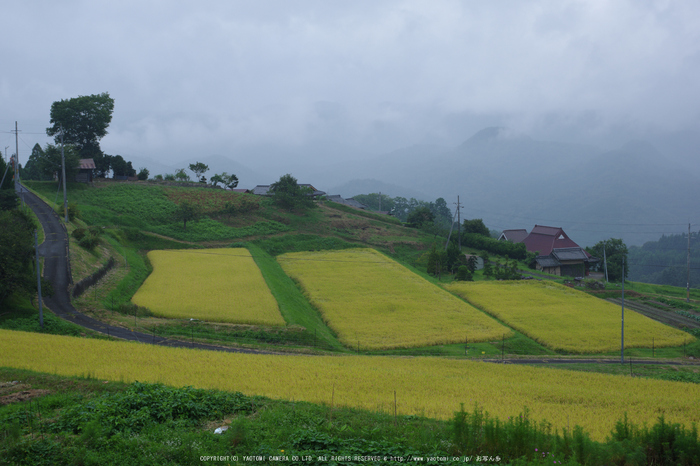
[17,183,269,355]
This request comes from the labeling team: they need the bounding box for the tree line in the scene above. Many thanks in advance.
[0,156,42,306]
[628,231,700,288]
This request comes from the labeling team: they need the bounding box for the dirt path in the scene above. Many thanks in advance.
[606,298,700,330]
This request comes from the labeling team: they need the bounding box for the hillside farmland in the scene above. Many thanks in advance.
[445,281,694,353]
[131,248,284,325]
[278,248,511,349]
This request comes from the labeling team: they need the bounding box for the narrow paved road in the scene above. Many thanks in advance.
[17,183,269,354]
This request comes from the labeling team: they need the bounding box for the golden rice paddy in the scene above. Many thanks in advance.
[277,248,510,349]
[132,248,284,325]
[444,280,693,353]
[1,329,698,442]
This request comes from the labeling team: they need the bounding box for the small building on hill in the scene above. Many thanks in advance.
[499,224,599,277]
[75,158,96,183]
[326,194,369,210]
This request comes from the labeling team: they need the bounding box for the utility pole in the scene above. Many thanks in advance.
[621,257,625,364]
[687,223,691,303]
[34,230,44,328]
[456,196,462,251]
[378,191,382,212]
[15,122,19,180]
[603,241,608,283]
[14,122,23,207]
[61,126,68,222]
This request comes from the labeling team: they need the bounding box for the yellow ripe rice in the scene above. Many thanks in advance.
[132,248,284,325]
[277,248,510,349]
[1,329,698,442]
[445,280,693,353]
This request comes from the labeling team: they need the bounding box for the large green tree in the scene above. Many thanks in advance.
[270,174,314,211]
[36,144,81,181]
[188,162,209,183]
[0,157,17,210]
[406,206,435,228]
[430,197,453,229]
[110,155,136,178]
[174,201,200,231]
[21,144,47,181]
[586,238,628,282]
[46,92,115,160]
[462,218,490,237]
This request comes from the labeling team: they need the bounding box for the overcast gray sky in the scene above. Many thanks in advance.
[3,0,700,167]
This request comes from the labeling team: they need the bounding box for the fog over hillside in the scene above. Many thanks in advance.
[4,1,699,246]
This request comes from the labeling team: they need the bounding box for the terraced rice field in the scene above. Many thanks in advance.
[445,280,693,353]
[2,329,699,441]
[277,248,510,349]
[132,248,284,325]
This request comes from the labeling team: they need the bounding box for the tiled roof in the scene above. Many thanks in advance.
[499,229,528,243]
[251,185,271,195]
[551,247,589,261]
[326,194,368,210]
[522,225,580,256]
[536,255,560,268]
[78,158,96,169]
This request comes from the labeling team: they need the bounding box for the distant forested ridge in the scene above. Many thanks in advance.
[628,230,700,288]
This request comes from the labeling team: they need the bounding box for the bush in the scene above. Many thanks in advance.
[456,265,473,281]
[462,233,527,260]
[88,225,103,237]
[71,228,88,240]
[78,234,100,250]
[58,202,81,221]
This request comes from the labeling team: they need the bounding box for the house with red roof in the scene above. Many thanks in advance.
[499,225,599,277]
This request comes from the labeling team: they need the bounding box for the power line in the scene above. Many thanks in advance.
[469,207,697,228]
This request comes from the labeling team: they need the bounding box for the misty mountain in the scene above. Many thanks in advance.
[323,127,696,247]
[326,179,432,202]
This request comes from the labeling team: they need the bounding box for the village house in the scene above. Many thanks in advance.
[499,225,599,277]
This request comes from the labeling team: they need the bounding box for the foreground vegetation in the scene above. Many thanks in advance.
[3,369,699,466]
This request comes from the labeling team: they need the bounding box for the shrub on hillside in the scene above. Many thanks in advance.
[462,233,527,260]
[456,265,473,281]
[58,202,81,221]
[71,228,88,240]
[78,234,100,250]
